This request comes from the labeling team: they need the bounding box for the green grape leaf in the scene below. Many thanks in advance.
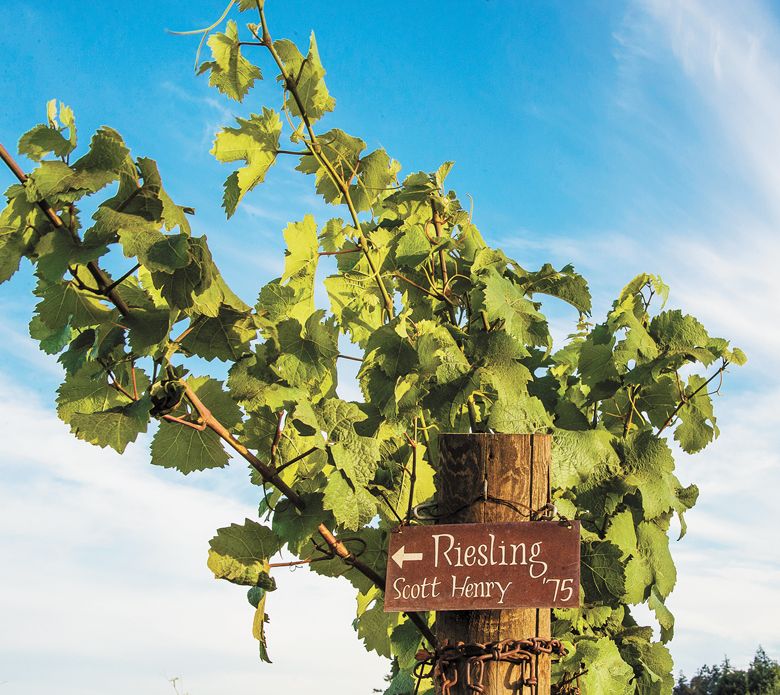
[554,604,614,636]
[227,346,304,410]
[604,510,639,560]
[296,129,364,204]
[349,149,401,214]
[18,124,72,161]
[247,576,277,664]
[553,428,619,491]
[119,230,189,272]
[35,280,114,329]
[272,494,334,555]
[394,225,431,269]
[151,376,242,474]
[207,518,282,586]
[29,314,72,354]
[323,473,377,531]
[674,483,699,539]
[319,217,348,253]
[59,325,122,374]
[0,215,31,284]
[92,197,161,246]
[264,216,320,327]
[251,591,272,663]
[58,329,96,375]
[35,231,108,283]
[354,600,393,658]
[581,540,627,604]
[639,646,674,695]
[133,157,191,234]
[390,619,423,671]
[56,362,127,422]
[53,100,78,150]
[318,398,366,436]
[637,522,676,598]
[727,346,747,365]
[621,431,679,519]
[179,305,256,361]
[609,292,659,368]
[149,236,221,316]
[636,377,677,429]
[648,586,674,643]
[578,341,619,390]
[649,309,709,354]
[211,107,282,217]
[282,215,318,284]
[198,19,262,102]
[623,554,653,605]
[673,374,719,454]
[69,397,151,454]
[72,126,130,175]
[324,270,384,347]
[383,671,416,695]
[256,280,299,330]
[274,33,335,121]
[122,307,173,357]
[23,161,86,202]
[486,394,553,434]
[419,320,466,373]
[521,262,592,315]
[477,269,549,347]
[18,100,77,161]
[618,273,669,308]
[151,419,229,474]
[331,438,381,487]
[559,638,634,695]
[272,312,338,399]
[25,127,131,202]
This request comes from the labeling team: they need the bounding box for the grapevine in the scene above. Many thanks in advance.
[0,2,745,693]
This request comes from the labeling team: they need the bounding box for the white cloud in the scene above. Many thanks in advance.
[665,387,780,674]
[0,373,387,695]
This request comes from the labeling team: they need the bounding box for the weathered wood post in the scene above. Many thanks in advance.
[435,433,552,695]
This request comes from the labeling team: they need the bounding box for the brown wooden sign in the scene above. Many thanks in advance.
[384,521,580,612]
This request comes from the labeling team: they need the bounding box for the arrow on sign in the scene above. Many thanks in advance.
[392,545,424,569]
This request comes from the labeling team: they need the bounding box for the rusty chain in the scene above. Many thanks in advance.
[414,638,568,694]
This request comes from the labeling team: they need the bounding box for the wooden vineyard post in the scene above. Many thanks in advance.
[435,433,552,695]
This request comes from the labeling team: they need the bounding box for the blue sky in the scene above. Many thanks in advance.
[1,1,779,693]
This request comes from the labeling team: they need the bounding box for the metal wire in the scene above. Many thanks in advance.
[412,496,571,526]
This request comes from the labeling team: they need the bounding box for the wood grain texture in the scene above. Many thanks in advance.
[435,433,552,695]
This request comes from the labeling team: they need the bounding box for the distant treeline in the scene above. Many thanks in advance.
[675,647,779,694]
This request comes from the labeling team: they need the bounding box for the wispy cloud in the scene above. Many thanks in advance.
[614,0,780,673]
[642,0,780,216]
